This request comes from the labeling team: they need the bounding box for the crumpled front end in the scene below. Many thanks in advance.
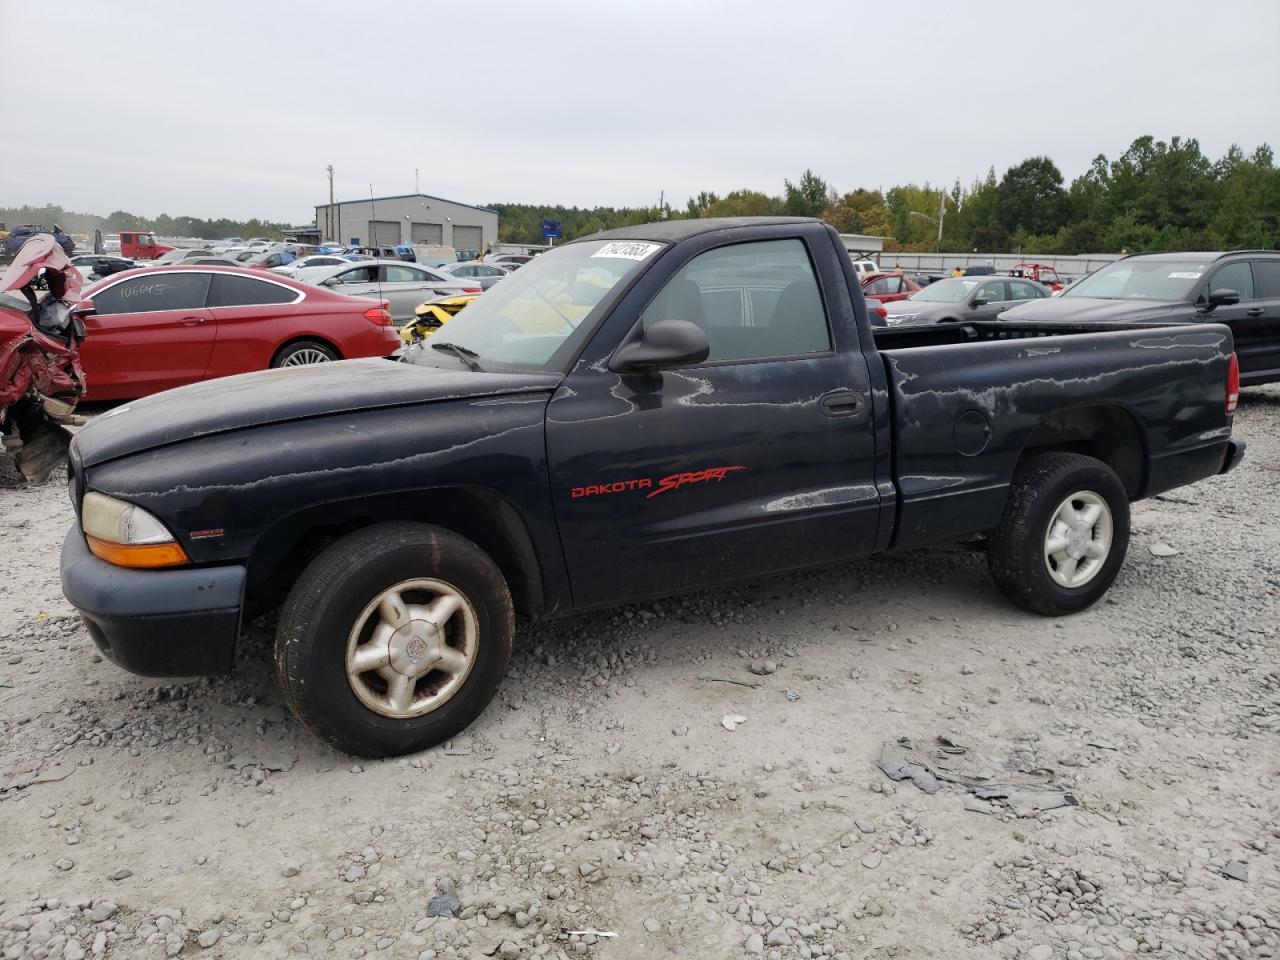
[0,235,89,481]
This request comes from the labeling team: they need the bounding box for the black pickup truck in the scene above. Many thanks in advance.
[60,218,1245,756]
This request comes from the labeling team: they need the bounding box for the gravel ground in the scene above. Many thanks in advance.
[1,390,1277,960]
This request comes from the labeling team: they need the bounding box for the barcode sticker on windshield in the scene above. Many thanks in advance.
[593,241,662,261]
[1168,271,1203,279]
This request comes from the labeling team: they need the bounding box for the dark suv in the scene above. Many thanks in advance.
[1000,251,1280,385]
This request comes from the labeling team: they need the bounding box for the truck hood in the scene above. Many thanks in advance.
[998,297,1189,324]
[72,358,562,467]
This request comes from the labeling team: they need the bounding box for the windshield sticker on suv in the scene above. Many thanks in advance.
[571,465,746,501]
[1168,272,1203,279]
[592,241,662,261]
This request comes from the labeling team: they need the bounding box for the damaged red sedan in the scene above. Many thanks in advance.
[0,235,91,480]
[77,266,402,400]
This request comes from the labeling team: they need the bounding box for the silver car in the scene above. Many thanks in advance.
[272,254,354,277]
[294,260,480,321]
[436,261,509,290]
[152,248,214,265]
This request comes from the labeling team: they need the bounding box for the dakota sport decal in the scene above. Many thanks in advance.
[571,465,746,501]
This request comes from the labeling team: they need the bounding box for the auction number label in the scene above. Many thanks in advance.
[592,241,662,261]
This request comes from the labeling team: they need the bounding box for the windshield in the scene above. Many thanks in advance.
[408,238,664,369]
[908,278,980,303]
[1064,259,1210,301]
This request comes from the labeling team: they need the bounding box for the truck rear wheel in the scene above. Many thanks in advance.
[275,523,514,757]
[987,453,1129,616]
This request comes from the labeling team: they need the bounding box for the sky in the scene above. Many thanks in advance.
[2,0,1278,224]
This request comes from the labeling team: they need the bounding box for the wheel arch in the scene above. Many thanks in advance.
[244,486,544,619]
[1015,404,1148,498]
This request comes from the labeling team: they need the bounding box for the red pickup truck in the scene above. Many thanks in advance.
[119,231,174,260]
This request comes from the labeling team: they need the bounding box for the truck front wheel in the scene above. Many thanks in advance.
[987,453,1130,616]
[275,523,514,756]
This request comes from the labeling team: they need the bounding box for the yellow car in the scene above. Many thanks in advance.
[400,294,479,343]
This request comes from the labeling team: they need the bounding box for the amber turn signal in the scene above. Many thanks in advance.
[86,535,189,569]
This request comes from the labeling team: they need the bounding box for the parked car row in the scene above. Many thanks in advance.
[861,250,1280,386]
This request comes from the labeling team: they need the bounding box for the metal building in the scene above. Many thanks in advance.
[313,193,499,253]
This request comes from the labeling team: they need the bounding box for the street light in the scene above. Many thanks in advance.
[908,193,946,252]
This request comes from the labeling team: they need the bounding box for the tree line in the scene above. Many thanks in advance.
[491,134,1279,254]
[6,134,1276,255]
[0,206,294,243]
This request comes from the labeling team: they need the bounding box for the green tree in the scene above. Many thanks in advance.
[784,170,832,218]
[997,157,1069,236]
[701,190,787,218]
[822,188,890,236]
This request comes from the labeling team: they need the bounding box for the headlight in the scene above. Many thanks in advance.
[81,492,188,568]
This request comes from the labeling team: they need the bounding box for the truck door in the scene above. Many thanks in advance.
[546,231,882,607]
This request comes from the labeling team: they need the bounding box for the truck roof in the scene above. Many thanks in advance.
[580,216,818,244]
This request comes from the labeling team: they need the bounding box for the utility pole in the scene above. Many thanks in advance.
[936,190,945,253]
[415,168,420,194]
[326,164,335,242]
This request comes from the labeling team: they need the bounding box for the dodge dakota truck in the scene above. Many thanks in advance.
[60,218,1245,756]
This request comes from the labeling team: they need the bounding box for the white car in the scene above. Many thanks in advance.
[271,254,357,277]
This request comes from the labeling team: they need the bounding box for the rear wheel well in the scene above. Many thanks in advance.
[271,336,343,365]
[1016,405,1146,497]
[244,488,542,619]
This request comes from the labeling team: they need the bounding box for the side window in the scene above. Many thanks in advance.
[641,238,831,362]
[335,267,375,284]
[1209,262,1255,300]
[208,274,298,307]
[865,277,890,295]
[1009,280,1041,300]
[92,273,211,315]
[1253,260,1280,299]
[385,265,427,283]
[975,280,1006,302]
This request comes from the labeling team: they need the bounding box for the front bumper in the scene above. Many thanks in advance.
[59,526,245,677]
[1220,438,1246,475]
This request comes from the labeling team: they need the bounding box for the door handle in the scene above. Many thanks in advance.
[1246,307,1264,318]
[820,389,866,418]
[178,316,205,326]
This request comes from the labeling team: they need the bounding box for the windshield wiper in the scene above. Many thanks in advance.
[430,340,483,371]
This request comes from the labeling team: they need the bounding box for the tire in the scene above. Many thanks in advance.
[987,452,1130,616]
[275,523,514,757]
[273,339,338,367]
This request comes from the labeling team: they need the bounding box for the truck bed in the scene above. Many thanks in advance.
[873,321,1236,551]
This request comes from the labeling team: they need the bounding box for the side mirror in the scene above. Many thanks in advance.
[320,277,338,287]
[609,319,710,374]
[970,298,988,308]
[1206,288,1240,310]
[73,297,96,318]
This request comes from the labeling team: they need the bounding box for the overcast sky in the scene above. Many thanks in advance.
[2,0,1278,223]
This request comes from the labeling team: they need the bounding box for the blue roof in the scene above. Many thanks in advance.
[316,193,498,215]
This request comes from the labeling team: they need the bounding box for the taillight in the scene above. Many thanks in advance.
[1226,352,1239,414]
[363,302,393,326]
[874,304,887,321]
[462,286,482,294]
